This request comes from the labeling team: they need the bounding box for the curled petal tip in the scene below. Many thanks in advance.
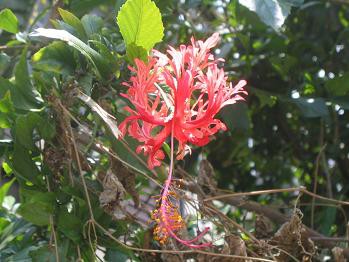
[237,79,247,87]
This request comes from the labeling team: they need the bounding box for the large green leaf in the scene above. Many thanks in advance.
[117,0,164,51]
[239,0,304,30]
[0,9,19,34]
[32,41,77,75]
[31,28,113,79]
[57,208,82,242]
[29,243,69,262]
[325,72,349,96]
[17,191,55,226]
[12,49,44,111]
[17,202,51,226]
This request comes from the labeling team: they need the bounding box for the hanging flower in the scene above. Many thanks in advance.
[119,33,247,248]
[119,33,247,169]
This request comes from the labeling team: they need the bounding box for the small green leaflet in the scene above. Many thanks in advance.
[117,0,164,55]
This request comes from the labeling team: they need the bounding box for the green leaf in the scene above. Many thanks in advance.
[0,178,15,205]
[0,77,15,125]
[2,161,12,175]
[0,77,12,96]
[0,219,32,251]
[78,74,93,95]
[0,9,19,34]
[269,55,297,79]
[126,43,148,62]
[11,144,40,182]
[117,0,164,51]
[0,52,11,74]
[17,202,51,226]
[32,41,77,75]
[81,14,103,37]
[251,87,277,108]
[89,40,118,72]
[239,0,303,30]
[13,48,44,111]
[105,248,138,262]
[0,113,10,128]
[289,97,329,118]
[58,8,87,41]
[15,113,41,150]
[31,28,112,79]
[15,112,56,150]
[325,72,349,96]
[17,191,55,226]
[57,209,82,242]
[0,90,13,114]
[30,243,69,262]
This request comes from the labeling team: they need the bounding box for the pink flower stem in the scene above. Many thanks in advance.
[159,121,211,248]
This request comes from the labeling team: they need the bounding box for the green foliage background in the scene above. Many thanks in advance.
[0,0,349,261]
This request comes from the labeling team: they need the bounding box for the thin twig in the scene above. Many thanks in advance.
[203,186,349,206]
[310,237,349,242]
[76,245,82,262]
[49,215,60,262]
[311,120,325,229]
[321,152,333,198]
[60,104,96,221]
[46,176,60,262]
[60,102,98,257]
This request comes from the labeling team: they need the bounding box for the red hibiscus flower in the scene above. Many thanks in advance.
[119,33,247,169]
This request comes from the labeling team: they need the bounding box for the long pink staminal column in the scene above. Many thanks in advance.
[151,121,211,248]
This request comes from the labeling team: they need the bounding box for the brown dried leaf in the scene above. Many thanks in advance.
[332,247,347,262]
[99,170,126,215]
[227,235,249,262]
[270,209,315,261]
[255,214,274,239]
